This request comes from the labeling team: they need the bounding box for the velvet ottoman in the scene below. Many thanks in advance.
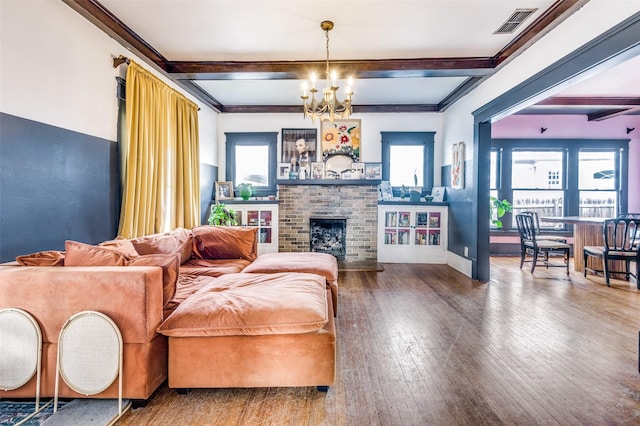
[157,272,336,390]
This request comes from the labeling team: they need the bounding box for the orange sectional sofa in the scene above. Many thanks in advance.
[0,226,338,402]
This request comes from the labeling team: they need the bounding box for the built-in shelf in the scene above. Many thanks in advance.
[378,200,449,206]
[221,199,279,205]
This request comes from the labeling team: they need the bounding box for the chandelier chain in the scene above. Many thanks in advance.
[325,28,330,82]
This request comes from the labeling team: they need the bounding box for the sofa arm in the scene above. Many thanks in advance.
[0,266,164,344]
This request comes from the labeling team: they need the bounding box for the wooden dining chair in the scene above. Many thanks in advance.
[515,213,571,275]
[618,213,640,219]
[583,217,640,287]
[520,211,567,242]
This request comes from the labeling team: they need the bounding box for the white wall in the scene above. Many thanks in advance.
[0,0,218,162]
[217,112,444,181]
[441,1,640,163]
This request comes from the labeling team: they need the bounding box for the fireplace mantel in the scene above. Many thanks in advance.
[276,179,381,186]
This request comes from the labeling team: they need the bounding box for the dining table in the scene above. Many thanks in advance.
[540,216,611,272]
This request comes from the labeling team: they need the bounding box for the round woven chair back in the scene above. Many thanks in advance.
[0,308,43,411]
[55,310,123,414]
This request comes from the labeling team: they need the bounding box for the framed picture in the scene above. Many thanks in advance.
[277,163,290,179]
[311,162,325,179]
[379,181,393,200]
[451,141,465,189]
[351,162,365,178]
[215,181,233,200]
[431,186,445,202]
[281,128,318,170]
[321,119,361,162]
[364,162,382,179]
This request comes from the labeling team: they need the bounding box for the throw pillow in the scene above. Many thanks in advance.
[64,240,131,266]
[16,250,65,266]
[98,237,139,258]
[129,253,180,307]
[129,228,193,264]
[191,226,258,261]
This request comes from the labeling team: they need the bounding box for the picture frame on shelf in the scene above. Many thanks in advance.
[364,162,382,179]
[351,162,365,179]
[281,128,318,172]
[379,181,393,200]
[311,162,325,179]
[431,186,445,202]
[277,163,290,179]
[215,181,233,200]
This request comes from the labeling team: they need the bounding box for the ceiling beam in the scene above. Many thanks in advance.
[167,58,495,80]
[535,96,640,107]
[588,107,640,121]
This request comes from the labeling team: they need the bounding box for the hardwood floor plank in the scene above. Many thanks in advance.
[117,258,640,425]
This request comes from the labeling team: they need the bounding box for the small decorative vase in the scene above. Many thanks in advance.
[238,183,252,200]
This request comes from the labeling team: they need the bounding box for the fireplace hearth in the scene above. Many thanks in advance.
[310,217,346,261]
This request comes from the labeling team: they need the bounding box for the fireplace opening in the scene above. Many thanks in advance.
[310,217,346,261]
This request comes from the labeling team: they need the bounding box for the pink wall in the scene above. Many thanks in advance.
[492,114,640,212]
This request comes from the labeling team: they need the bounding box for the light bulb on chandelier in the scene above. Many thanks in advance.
[301,21,354,123]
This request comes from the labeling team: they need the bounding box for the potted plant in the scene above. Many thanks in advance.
[208,202,238,226]
[490,196,513,228]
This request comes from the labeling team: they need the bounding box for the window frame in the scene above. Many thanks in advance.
[225,132,277,197]
[381,131,435,196]
[491,138,629,233]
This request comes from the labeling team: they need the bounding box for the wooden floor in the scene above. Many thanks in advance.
[117,258,640,425]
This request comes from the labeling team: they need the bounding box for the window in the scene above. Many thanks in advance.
[225,132,277,197]
[381,132,435,195]
[578,150,617,218]
[491,139,628,232]
[511,150,565,228]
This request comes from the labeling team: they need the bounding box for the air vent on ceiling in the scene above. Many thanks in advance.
[494,8,538,34]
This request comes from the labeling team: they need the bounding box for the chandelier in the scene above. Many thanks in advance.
[301,21,353,123]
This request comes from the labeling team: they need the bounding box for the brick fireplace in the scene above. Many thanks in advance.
[278,183,379,262]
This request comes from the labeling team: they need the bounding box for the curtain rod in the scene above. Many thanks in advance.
[113,55,130,68]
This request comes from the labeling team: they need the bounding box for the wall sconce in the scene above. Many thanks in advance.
[627,127,635,134]
[540,127,548,134]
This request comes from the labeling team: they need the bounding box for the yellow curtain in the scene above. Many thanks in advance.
[118,60,200,238]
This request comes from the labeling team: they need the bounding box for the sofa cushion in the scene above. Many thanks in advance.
[163,273,216,318]
[64,240,131,266]
[157,272,328,337]
[130,228,193,265]
[98,237,139,258]
[129,253,180,308]
[180,258,251,277]
[16,250,65,266]
[242,252,338,282]
[191,226,257,262]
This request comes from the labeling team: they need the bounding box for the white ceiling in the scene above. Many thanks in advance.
[74,0,639,114]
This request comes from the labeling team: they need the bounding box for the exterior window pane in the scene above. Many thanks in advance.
[490,151,498,189]
[511,190,565,229]
[579,151,615,190]
[579,191,616,218]
[512,151,563,189]
[389,145,424,187]
[235,145,269,186]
